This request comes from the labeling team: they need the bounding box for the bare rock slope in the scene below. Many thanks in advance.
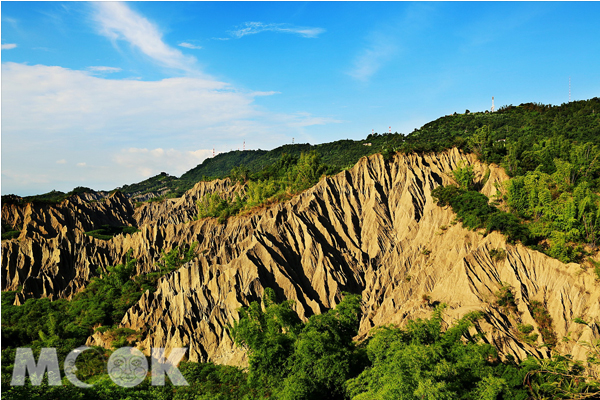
[2,149,599,366]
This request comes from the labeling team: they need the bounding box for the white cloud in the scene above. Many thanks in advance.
[113,147,213,178]
[90,2,197,74]
[77,162,87,167]
[229,22,325,39]
[1,62,339,195]
[88,66,122,73]
[178,42,202,50]
[1,43,17,50]
[1,63,259,137]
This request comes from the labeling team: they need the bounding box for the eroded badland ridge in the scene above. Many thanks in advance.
[2,149,599,367]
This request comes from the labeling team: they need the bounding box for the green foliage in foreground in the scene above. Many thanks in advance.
[346,308,528,400]
[229,288,365,399]
[2,289,600,400]
[1,361,253,400]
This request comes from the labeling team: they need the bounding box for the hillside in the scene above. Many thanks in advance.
[119,137,398,198]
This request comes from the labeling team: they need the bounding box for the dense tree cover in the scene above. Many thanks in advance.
[346,307,529,400]
[402,98,600,158]
[504,155,600,262]
[229,288,364,400]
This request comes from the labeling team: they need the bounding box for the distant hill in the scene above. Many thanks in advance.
[118,135,399,198]
[5,97,599,202]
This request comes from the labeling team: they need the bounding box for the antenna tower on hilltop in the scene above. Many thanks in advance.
[491,96,495,113]
[212,147,215,158]
[389,126,391,134]
[243,140,245,151]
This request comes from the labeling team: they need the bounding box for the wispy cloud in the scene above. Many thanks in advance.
[347,3,436,82]
[1,43,17,50]
[347,32,397,82]
[229,22,325,39]
[286,112,343,128]
[2,16,19,27]
[88,66,122,73]
[90,2,197,74]
[178,42,202,50]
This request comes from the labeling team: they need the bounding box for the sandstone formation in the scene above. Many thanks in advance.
[2,148,599,367]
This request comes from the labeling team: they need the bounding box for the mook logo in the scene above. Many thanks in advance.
[10,346,189,388]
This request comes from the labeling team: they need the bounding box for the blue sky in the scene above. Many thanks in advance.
[2,1,599,196]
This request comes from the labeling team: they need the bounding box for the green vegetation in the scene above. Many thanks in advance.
[229,288,364,399]
[505,159,600,262]
[1,229,20,241]
[432,185,530,244]
[1,245,197,367]
[403,99,600,157]
[195,151,332,222]
[3,287,599,399]
[121,136,399,199]
[1,187,96,206]
[3,98,600,398]
[592,258,600,280]
[516,324,538,346]
[495,284,518,314]
[489,248,507,262]
[6,100,599,261]
[522,348,600,399]
[346,308,528,400]
[433,149,600,262]
[84,225,140,241]
[529,300,557,348]
[119,171,180,197]
[428,100,600,263]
